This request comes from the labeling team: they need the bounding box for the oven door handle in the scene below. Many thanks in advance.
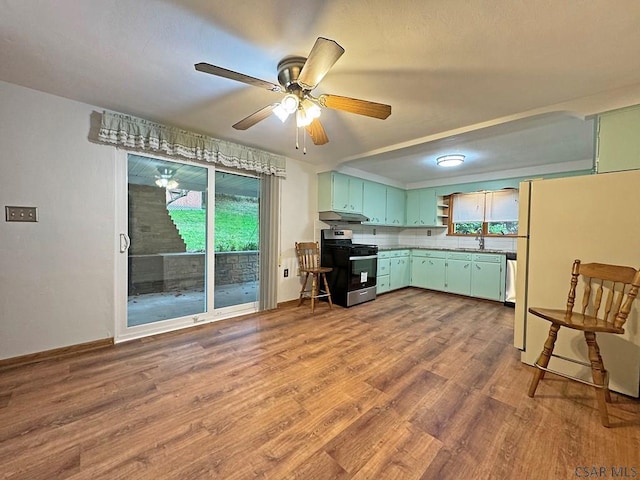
[349,255,378,260]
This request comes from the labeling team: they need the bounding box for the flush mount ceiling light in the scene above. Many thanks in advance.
[436,154,465,167]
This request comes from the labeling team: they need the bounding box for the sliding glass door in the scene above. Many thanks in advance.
[116,153,262,340]
[126,155,208,327]
[213,171,260,309]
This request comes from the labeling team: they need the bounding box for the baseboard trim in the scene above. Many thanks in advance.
[276,299,300,308]
[0,338,115,370]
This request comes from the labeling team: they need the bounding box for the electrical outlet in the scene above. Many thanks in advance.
[427,229,431,236]
[373,228,377,235]
[5,206,38,222]
[284,268,289,278]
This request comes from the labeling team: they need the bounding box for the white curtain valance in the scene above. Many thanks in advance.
[97,111,286,177]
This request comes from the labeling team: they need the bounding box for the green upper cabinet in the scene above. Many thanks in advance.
[597,104,640,174]
[318,172,364,213]
[362,180,386,224]
[385,186,406,226]
[349,177,364,213]
[406,188,437,226]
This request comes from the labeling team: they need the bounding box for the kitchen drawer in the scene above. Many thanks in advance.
[377,258,391,275]
[377,275,390,294]
[447,251,472,261]
[412,249,446,259]
[388,250,411,258]
[472,253,504,263]
[378,251,392,259]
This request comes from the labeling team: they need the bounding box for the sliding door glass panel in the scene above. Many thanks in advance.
[214,171,260,309]
[127,155,208,326]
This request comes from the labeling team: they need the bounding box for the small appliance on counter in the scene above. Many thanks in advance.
[321,229,378,307]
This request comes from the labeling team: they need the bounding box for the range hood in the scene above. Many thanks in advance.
[319,211,369,223]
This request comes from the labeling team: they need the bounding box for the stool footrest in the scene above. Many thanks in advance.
[534,355,609,390]
[301,292,330,299]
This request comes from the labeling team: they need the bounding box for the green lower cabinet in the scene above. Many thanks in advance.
[470,254,506,301]
[377,275,390,294]
[390,257,410,290]
[445,255,472,296]
[395,249,506,301]
[411,251,446,290]
[411,256,429,289]
[388,252,410,290]
[424,257,446,290]
[377,257,391,294]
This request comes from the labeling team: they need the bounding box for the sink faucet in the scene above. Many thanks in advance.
[475,229,485,250]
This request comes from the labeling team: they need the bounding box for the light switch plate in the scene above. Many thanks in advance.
[5,206,38,222]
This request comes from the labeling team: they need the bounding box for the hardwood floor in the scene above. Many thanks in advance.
[1,288,639,479]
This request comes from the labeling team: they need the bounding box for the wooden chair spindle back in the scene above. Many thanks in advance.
[566,259,640,329]
[295,242,321,271]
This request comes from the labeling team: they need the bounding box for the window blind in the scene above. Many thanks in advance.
[485,189,519,222]
[452,189,519,223]
[452,192,485,222]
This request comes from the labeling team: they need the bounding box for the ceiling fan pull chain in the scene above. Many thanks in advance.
[303,128,307,155]
[295,125,299,150]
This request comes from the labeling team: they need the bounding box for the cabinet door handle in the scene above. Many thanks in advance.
[464,263,470,269]
[476,264,481,270]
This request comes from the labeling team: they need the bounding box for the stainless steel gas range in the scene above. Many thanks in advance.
[320,229,378,307]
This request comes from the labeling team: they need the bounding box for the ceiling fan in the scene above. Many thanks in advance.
[195,37,391,150]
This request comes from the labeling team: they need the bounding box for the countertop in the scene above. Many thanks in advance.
[376,245,515,255]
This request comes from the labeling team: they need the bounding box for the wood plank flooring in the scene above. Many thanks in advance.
[1,288,639,479]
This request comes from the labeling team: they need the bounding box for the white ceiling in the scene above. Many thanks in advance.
[2,1,640,185]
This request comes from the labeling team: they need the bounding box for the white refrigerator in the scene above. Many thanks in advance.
[514,169,640,397]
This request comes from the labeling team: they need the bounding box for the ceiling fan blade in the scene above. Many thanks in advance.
[318,94,391,120]
[232,104,278,130]
[297,37,345,90]
[195,63,282,92]
[305,119,329,145]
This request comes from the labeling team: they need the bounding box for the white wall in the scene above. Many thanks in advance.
[0,81,116,359]
[277,159,319,303]
[0,80,318,359]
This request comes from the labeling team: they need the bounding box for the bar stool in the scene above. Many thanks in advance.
[295,241,333,312]
[527,259,640,427]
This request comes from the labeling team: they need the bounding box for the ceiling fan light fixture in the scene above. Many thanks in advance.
[436,154,465,167]
[281,94,299,114]
[155,167,178,189]
[296,109,313,127]
[301,98,321,119]
[155,178,179,189]
[272,103,290,123]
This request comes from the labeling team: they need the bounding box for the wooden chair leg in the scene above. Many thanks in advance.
[298,272,310,306]
[322,273,333,309]
[584,331,611,427]
[310,273,318,313]
[528,323,560,397]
